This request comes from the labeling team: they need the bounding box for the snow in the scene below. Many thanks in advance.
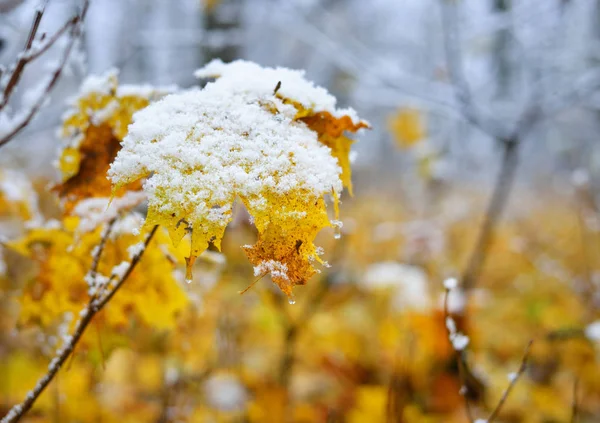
[450,333,470,351]
[445,317,457,334]
[78,68,119,98]
[111,261,130,279]
[254,260,289,281]
[127,242,145,259]
[71,191,146,233]
[203,374,248,412]
[443,277,458,290]
[585,320,600,342]
[194,59,363,124]
[361,261,431,311]
[90,99,119,126]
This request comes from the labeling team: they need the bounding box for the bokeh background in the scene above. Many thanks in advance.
[1,0,600,422]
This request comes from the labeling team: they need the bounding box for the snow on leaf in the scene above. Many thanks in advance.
[196,59,369,195]
[110,60,366,297]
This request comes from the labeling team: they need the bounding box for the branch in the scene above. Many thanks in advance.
[0,225,159,423]
[443,279,533,423]
[0,0,90,149]
[0,0,48,110]
[440,0,504,140]
[487,339,533,422]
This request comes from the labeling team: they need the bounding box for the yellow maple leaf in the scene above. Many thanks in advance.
[110,61,367,297]
[54,70,172,214]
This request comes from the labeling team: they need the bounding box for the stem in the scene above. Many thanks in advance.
[1,226,158,423]
[443,288,474,423]
[487,340,532,422]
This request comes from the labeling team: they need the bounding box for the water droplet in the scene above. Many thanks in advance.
[332,220,343,239]
[288,295,296,305]
[185,278,192,284]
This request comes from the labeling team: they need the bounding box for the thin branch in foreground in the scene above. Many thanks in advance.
[443,279,533,423]
[443,279,475,423]
[0,0,90,149]
[0,225,159,423]
[487,339,533,423]
[571,377,579,423]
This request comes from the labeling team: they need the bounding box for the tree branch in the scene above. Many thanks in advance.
[0,0,48,110]
[443,280,533,423]
[487,339,533,422]
[0,225,159,423]
[0,0,90,149]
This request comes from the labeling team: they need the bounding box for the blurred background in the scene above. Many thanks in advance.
[1,0,600,422]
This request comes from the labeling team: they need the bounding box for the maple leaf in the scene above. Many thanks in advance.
[109,60,367,297]
[54,70,173,214]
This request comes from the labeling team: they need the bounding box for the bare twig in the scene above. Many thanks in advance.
[440,0,504,140]
[0,0,48,110]
[0,225,159,423]
[444,280,533,423]
[487,339,533,422]
[0,0,90,149]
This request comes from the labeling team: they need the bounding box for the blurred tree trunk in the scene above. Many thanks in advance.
[202,0,242,64]
[492,0,513,99]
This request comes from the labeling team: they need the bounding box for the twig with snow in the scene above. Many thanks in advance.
[0,224,158,423]
[443,278,475,423]
[486,339,532,423]
[443,278,533,423]
[0,0,90,149]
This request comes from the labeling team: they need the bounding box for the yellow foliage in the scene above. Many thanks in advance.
[347,386,387,423]
[8,215,188,331]
[55,72,169,214]
[388,108,425,148]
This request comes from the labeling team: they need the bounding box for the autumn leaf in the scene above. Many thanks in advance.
[54,70,173,214]
[110,60,366,297]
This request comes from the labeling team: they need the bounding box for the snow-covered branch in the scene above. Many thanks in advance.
[0,0,90,149]
[0,223,158,423]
